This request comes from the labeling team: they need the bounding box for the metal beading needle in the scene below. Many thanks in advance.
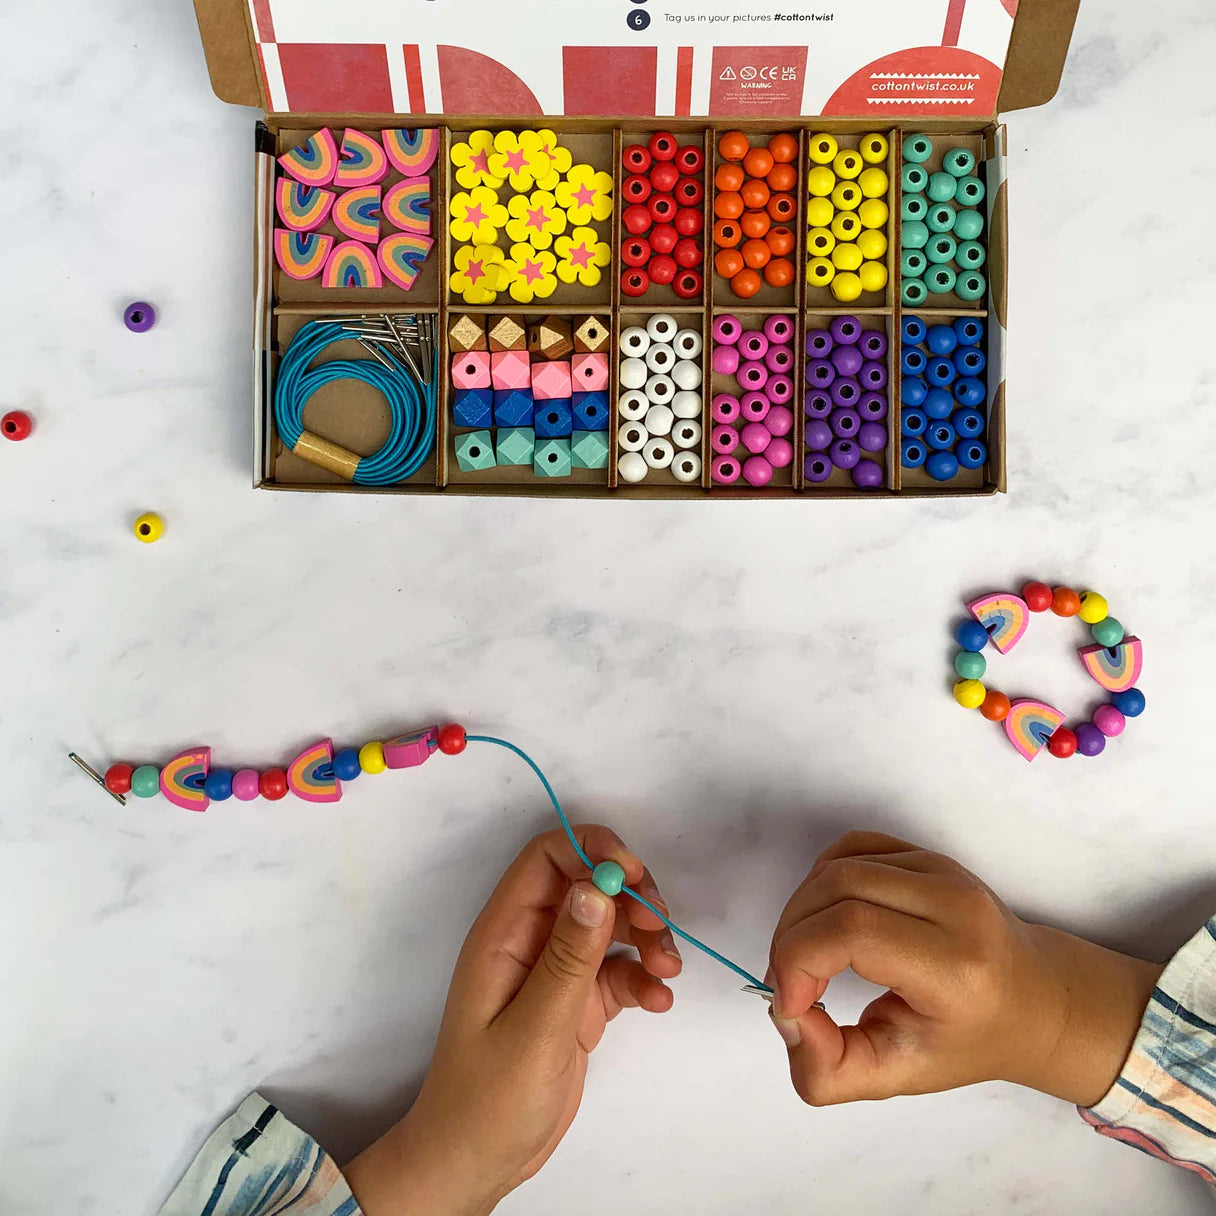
[68,752,126,806]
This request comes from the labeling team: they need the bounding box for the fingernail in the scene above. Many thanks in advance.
[660,929,681,959]
[570,883,610,928]
[769,1008,801,1048]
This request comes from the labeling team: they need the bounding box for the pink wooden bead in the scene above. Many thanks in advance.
[712,345,740,376]
[532,360,573,400]
[764,405,794,437]
[572,353,609,392]
[712,315,742,345]
[491,350,531,390]
[711,393,740,424]
[768,374,794,405]
[740,392,770,422]
[1093,705,1126,737]
[712,453,741,484]
[451,350,491,390]
[742,455,774,487]
[711,424,739,454]
[766,437,793,468]
[232,769,261,801]
[765,345,795,374]
[737,360,769,391]
[740,421,771,454]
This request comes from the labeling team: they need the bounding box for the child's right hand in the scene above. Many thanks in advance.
[768,831,1162,1108]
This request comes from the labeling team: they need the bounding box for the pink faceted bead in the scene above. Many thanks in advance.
[740,421,771,454]
[740,392,770,422]
[1093,705,1126,737]
[712,344,741,376]
[764,405,794,437]
[766,437,793,468]
[711,393,740,424]
[742,455,774,487]
[232,768,261,801]
[712,454,741,484]
[711,424,740,454]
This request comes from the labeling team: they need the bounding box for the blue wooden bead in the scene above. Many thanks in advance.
[1111,688,1146,717]
[572,391,609,430]
[954,377,986,408]
[926,357,956,387]
[900,408,927,437]
[333,747,361,781]
[954,317,983,346]
[956,439,987,469]
[954,408,985,439]
[205,768,234,801]
[900,437,926,468]
[926,420,955,450]
[452,388,493,430]
[901,345,927,376]
[494,388,534,428]
[901,316,926,345]
[902,376,927,406]
[955,619,989,651]
[1092,617,1125,648]
[535,400,573,438]
[953,347,986,376]
[926,325,958,356]
[923,388,953,420]
[592,860,625,896]
[926,450,960,481]
[954,649,986,679]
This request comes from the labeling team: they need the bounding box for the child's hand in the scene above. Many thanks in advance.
[344,825,681,1216]
[768,831,1161,1109]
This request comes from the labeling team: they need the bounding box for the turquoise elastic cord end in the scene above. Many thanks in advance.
[592,860,626,896]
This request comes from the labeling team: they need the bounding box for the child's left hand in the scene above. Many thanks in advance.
[343,824,682,1215]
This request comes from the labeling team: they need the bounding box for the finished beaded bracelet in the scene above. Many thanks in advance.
[951,581,1145,760]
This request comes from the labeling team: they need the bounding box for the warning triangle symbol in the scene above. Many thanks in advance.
[720,66,737,80]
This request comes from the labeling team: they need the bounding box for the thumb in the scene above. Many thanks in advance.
[513,881,616,1035]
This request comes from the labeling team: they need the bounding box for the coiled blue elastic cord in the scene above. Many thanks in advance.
[468,734,771,991]
[274,320,436,485]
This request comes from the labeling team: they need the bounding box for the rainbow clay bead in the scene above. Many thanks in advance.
[592,860,626,896]
[359,741,387,774]
[131,765,160,798]
[1091,617,1125,647]
[954,650,986,680]
[1112,688,1146,717]
[1078,592,1109,624]
[953,678,986,709]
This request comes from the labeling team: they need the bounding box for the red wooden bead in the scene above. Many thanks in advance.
[260,768,288,800]
[621,236,651,267]
[437,723,467,755]
[649,223,678,254]
[675,177,705,207]
[1,411,32,442]
[623,143,651,174]
[1022,581,1053,612]
[649,161,680,194]
[675,144,705,175]
[648,131,678,162]
[648,254,678,285]
[1051,586,1081,617]
[673,269,703,299]
[674,207,703,237]
[648,193,677,224]
[623,204,653,236]
[622,174,651,204]
[979,691,1010,722]
[673,237,703,269]
[1047,727,1078,758]
[621,268,650,297]
[104,763,133,795]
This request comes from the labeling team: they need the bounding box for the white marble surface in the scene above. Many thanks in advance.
[3,1,1216,1212]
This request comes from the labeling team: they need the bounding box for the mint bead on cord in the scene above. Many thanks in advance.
[592,861,626,896]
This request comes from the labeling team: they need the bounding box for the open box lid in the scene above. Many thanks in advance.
[195,0,1078,120]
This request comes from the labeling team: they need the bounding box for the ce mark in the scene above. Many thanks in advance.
[740,65,780,81]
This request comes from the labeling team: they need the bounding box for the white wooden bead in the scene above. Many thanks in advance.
[619,358,648,390]
[643,436,674,469]
[646,313,678,343]
[673,328,703,360]
[672,390,702,419]
[672,418,702,449]
[618,420,647,452]
[671,361,703,391]
[620,326,650,358]
[671,450,702,483]
[617,450,648,483]
[645,404,674,436]
[618,389,648,421]
[645,342,676,374]
[645,373,675,405]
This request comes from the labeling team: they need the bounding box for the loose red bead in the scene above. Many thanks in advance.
[622,143,651,174]
[437,723,467,755]
[649,223,678,255]
[675,144,705,175]
[672,269,703,299]
[621,174,651,205]
[1021,581,1053,612]
[648,193,677,224]
[622,204,653,236]
[105,763,133,795]
[674,207,703,237]
[648,254,678,285]
[649,161,680,194]
[621,268,650,297]
[1051,586,1081,617]
[621,236,651,267]
[648,131,678,162]
[1,411,32,441]
[675,177,705,207]
[673,237,703,269]
[260,768,288,800]
[1047,727,1078,758]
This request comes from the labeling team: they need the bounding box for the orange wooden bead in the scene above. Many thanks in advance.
[713,190,743,220]
[718,130,750,162]
[765,225,795,256]
[1052,586,1081,617]
[742,147,774,179]
[730,267,763,298]
[715,163,744,192]
[740,178,770,210]
[766,163,798,193]
[763,257,794,288]
[712,218,742,248]
[715,248,744,278]
[767,133,799,163]
[980,690,1011,721]
[767,192,796,223]
[741,238,771,269]
[740,209,771,239]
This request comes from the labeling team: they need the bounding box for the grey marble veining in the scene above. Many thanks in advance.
[2,0,1216,1212]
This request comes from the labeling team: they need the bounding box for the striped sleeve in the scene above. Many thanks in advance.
[1080,917,1216,1183]
[158,1093,361,1216]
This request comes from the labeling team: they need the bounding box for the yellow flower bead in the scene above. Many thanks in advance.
[832,149,863,181]
[805,196,834,229]
[857,229,888,261]
[830,211,861,241]
[806,257,835,287]
[359,742,387,774]
[954,678,987,709]
[450,243,507,304]
[449,185,508,245]
[505,190,567,250]
[858,261,889,293]
[133,512,163,543]
[808,134,838,165]
[858,198,890,230]
[831,181,862,211]
[554,226,611,287]
[860,133,889,164]
[556,164,615,226]
[450,130,504,190]
[807,166,836,197]
[502,244,558,303]
[830,271,862,303]
[858,168,889,198]
[532,129,573,191]
[830,242,863,272]
[1078,592,1109,624]
[806,227,836,258]
[488,130,549,193]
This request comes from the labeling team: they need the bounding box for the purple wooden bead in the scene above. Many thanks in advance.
[857,391,888,421]
[740,392,770,422]
[740,331,769,361]
[806,328,833,357]
[124,301,157,333]
[742,455,774,487]
[712,315,741,345]
[830,408,860,438]
[829,438,860,470]
[830,345,864,377]
[711,424,739,454]
[1075,723,1106,757]
[766,437,793,468]
[858,421,887,451]
[860,330,888,360]
[764,315,794,345]
[806,359,836,389]
[765,345,795,374]
[804,453,833,483]
[711,393,740,424]
[712,344,741,376]
[764,405,794,436]
[852,458,884,489]
[830,377,861,408]
[712,454,741,484]
[805,390,833,420]
[740,421,771,454]
[860,360,888,390]
[737,361,769,391]
[804,418,832,450]
[768,374,794,405]
[830,315,862,345]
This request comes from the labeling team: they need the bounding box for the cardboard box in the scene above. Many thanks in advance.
[193,0,1079,499]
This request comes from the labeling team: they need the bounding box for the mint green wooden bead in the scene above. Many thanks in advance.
[455,429,496,471]
[927,172,958,203]
[956,176,986,207]
[954,650,986,680]
[901,220,928,250]
[534,437,571,477]
[571,431,610,469]
[925,264,957,295]
[925,233,957,265]
[495,426,535,466]
[956,240,986,270]
[902,277,928,306]
[943,148,977,177]
[1092,617,1125,648]
[903,134,933,164]
[926,204,956,234]
[131,765,160,798]
[902,194,928,223]
[953,209,985,241]
[592,860,625,896]
[901,249,927,278]
[955,270,987,302]
[901,163,928,194]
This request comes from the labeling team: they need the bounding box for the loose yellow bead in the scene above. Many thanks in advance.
[1078,592,1109,625]
[805,196,834,229]
[807,166,836,197]
[806,257,835,287]
[858,198,890,229]
[359,741,387,774]
[858,261,889,293]
[860,132,889,164]
[954,678,987,709]
[133,512,164,543]
[808,133,838,165]
[830,242,863,272]
[830,271,862,303]
[858,167,889,198]
[830,211,861,241]
[831,181,862,211]
[833,150,863,180]
[857,229,888,261]
[806,227,836,257]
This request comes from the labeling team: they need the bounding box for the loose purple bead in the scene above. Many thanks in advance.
[740,421,771,454]
[804,453,833,483]
[804,418,832,451]
[711,344,741,376]
[737,361,769,391]
[830,377,861,408]
[830,408,860,439]
[124,301,157,333]
[766,437,793,468]
[829,438,860,470]
[711,424,739,454]
[860,360,888,390]
[852,458,884,489]
[765,345,795,374]
[767,374,794,405]
[711,393,740,424]
[830,345,864,378]
[857,391,888,421]
[806,328,833,357]
[1075,723,1106,757]
[806,359,836,389]
[805,390,833,420]
[739,331,769,361]
[764,315,794,345]
[742,455,774,487]
[740,392,770,422]
[764,405,794,437]
[830,315,861,345]
[858,421,887,452]
[712,315,741,345]
[860,330,888,360]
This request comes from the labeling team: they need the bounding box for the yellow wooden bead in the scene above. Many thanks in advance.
[805,196,834,228]
[359,741,387,774]
[1078,592,1109,624]
[808,134,838,165]
[830,242,863,272]
[830,271,862,303]
[806,257,835,287]
[858,261,889,293]
[857,229,888,261]
[806,227,836,257]
[830,211,861,241]
[860,133,889,164]
[858,167,889,198]
[858,198,889,229]
[807,166,836,197]
[832,150,863,180]
[831,181,862,211]
[954,678,987,709]
[133,512,164,543]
